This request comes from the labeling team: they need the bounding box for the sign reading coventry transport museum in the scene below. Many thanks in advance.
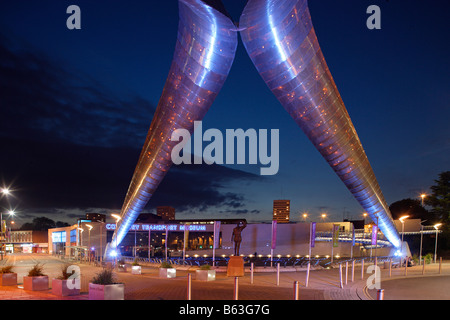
[105,224,209,232]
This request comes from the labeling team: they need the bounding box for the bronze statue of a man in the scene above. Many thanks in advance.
[231,220,247,256]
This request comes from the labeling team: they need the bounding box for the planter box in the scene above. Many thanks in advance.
[23,276,49,291]
[131,266,141,275]
[89,283,125,300]
[0,273,17,286]
[196,269,216,281]
[159,268,176,278]
[52,278,80,296]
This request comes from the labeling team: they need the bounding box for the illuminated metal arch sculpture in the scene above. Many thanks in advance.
[107,0,400,257]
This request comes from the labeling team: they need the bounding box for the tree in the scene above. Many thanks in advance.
[55,221,70,228]
[425,171,450,224]
[425,171,450,258]
[389,198,429,222]
[20,216,66,231]
[31,217,56,231]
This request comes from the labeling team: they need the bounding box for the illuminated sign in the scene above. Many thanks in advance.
[372,225,378,246]
[332,224,339,248]
[310,222,316,248]
[105,224,208,232]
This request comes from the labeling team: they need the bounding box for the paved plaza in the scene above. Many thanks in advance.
[0,253,449,301]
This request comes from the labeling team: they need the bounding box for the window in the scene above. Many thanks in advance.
[70,229,77,243]
[52,231,66,243]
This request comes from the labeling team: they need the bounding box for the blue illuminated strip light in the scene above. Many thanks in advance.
[239,0,401,248]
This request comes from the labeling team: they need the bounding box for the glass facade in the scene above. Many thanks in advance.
[52,231,66,255]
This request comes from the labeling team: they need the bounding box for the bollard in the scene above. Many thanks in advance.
[351,260,355,282]
[293,281,299,300]
[377,289,384,300]
[339,264,344,289]
[389,258,392,277]
[276,263,280,286]
[250,262,254,284]
[439,257,442,274]
[345,261,348,285]
[361,259,365,280]
[422,259,425,275]
[234,277,239,300]
[404,257,408,276]
[187,273,192,300]
[305,261,310,288]
[374,257,378,280]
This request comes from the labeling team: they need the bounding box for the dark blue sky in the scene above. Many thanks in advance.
[0,0,449,227]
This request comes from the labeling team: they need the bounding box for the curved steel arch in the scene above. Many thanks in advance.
[239,0,400,248]
[108,0,401,256]
[106,0,238,255]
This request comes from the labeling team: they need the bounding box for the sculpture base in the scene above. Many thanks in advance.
[227,256,244,277]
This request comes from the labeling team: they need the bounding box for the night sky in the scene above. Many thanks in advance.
[0,0,449,228]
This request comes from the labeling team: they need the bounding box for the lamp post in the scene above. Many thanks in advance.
[0,210,15,260]
[111,214,121,267]
[374,215,379,260]
[77,227,84,261]
[434,223,442,264]
[302,213,308,222]
[362,212,368,225]
[1,188,12,260]
[419,220,427,265]
[86,224,93,263]
[420,194,427,207]
[399,215,409,265]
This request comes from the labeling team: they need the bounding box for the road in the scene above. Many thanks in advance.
[1,253,449,301]
[367,275,450,300]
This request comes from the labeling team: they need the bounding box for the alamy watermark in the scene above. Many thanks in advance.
[65,265,81,290]
[366,265,381,290]
[171,121,279,176]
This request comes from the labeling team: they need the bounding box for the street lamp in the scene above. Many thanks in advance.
[77,227,84,261]
[420,194,427,207]
[321,213,327,221]
[0,209,15,260]
[399,215,409,263]
[111,214,121,267]
[434,223,442,264]
[86,224,93,263]
[419,220,427,265]
[362,212,368,224]
[302,213,308,222]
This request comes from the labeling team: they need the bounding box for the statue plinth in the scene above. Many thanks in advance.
[227,256,245,277]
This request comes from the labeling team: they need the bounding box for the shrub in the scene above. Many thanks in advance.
[91,268,119,285]
[160,261,173,268]
[132,258,140,267]
[0,265,14,274]
[27,263,46,277]
[423,253,434,264]
[199,264,211,270]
